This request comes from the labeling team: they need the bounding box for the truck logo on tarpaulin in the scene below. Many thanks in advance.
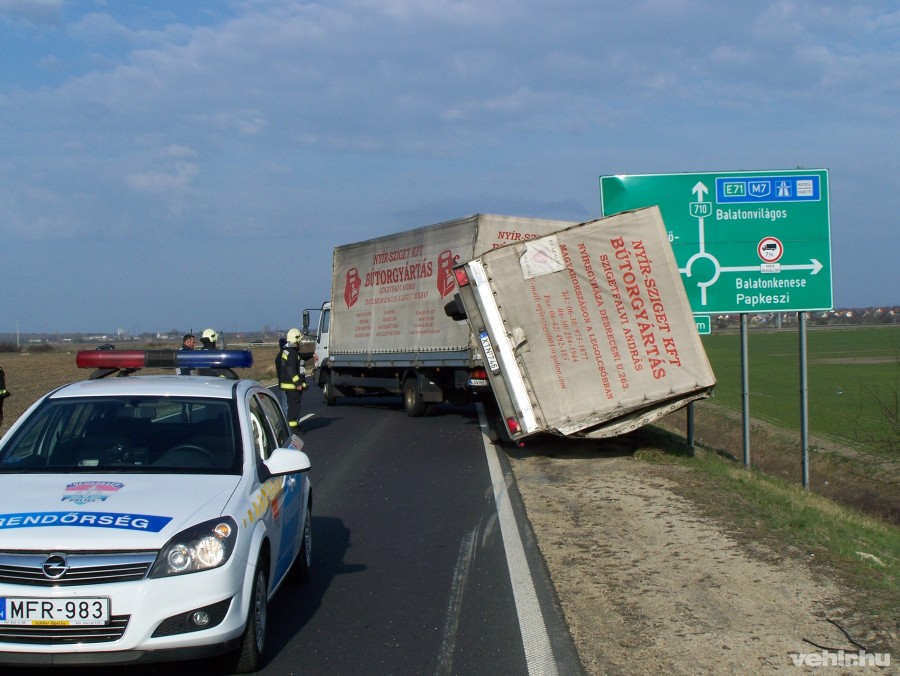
[436,249,459,298]
[344,267,362,308]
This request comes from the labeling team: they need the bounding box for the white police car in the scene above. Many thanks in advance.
[0,350,312,671]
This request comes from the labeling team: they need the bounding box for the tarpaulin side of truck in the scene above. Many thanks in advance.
[311,214,577,414]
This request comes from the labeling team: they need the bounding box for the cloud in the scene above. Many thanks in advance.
[0,0,62,26]
[127,160,199,194]
[126,166,197,192]
[192,110,268,137]
[68,10,196,48]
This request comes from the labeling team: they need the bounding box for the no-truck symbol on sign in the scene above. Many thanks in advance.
[758,236,783,263]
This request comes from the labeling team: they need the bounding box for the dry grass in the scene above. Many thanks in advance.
[0,344,281,436]
[656,400,900,525]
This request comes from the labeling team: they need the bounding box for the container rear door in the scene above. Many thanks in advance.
[454,259,542,440]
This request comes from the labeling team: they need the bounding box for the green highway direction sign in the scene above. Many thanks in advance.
[600,170,833,313]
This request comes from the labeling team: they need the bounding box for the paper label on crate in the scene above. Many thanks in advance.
[519,236,564,279]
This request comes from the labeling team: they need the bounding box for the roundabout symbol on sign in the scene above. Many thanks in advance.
[757,236,783,263]
[679,184,820,306]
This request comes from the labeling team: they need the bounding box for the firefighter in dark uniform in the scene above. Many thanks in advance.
[275,336,288,414]
[197,328,229,377]
[200,328,218,350]
[0,365,9,428]
[279,328,308,431]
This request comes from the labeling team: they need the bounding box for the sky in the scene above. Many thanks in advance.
[1,0,898,335]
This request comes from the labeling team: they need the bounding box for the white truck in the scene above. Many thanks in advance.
[303,214,577,417]
[305,208,716,442]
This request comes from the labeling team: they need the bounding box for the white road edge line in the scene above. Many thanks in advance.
[478,404,559,676]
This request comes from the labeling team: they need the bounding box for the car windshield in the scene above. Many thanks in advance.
[0,396,241,474]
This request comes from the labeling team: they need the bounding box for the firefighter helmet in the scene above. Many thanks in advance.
[286,328,302,344]
[201,328,218,343]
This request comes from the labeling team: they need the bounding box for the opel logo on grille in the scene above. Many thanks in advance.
[42,554,69,579]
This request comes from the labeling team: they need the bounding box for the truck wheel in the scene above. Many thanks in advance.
[493,414,511,445]
[323,372,336,406]
[403,379,426,417]
[485,416,501,443]
[480,401,507,445]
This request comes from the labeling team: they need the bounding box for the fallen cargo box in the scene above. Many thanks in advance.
[450,206,716,441]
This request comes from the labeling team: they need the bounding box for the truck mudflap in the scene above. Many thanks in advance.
[454,207,716,441]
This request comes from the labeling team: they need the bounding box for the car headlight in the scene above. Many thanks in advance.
[149,517,238,578]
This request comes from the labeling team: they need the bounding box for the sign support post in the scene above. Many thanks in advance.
[740,314,750,468]
[686,403,695,456]
[799,312,810,489]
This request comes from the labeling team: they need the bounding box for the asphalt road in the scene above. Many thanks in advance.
[6,390,581,676]
[258,392,581,675]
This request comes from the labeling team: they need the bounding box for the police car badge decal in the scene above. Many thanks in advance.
[62,481,125,504]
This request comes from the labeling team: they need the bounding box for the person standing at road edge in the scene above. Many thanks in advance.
[200,328,218,350]
[178,333,196,375]
[275,336,288,415]
[279,329,308,431]
[0,365,9,428]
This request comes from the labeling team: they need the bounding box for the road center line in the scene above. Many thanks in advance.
[435,526,478,676]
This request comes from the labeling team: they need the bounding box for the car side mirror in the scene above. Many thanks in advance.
[262,447,311,478]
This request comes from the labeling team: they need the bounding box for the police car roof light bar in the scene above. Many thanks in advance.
[179,351,254,369]
[76,350,254,370]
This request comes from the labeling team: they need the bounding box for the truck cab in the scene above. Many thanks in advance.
[302,302,330,376]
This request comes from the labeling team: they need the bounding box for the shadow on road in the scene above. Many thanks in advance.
[265,515,363,660]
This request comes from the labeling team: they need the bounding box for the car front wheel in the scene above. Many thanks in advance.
[293,507,312,583]
[232,561,268,673]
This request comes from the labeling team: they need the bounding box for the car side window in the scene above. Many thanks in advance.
[248,397,275,461]
[257,393,291,448]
